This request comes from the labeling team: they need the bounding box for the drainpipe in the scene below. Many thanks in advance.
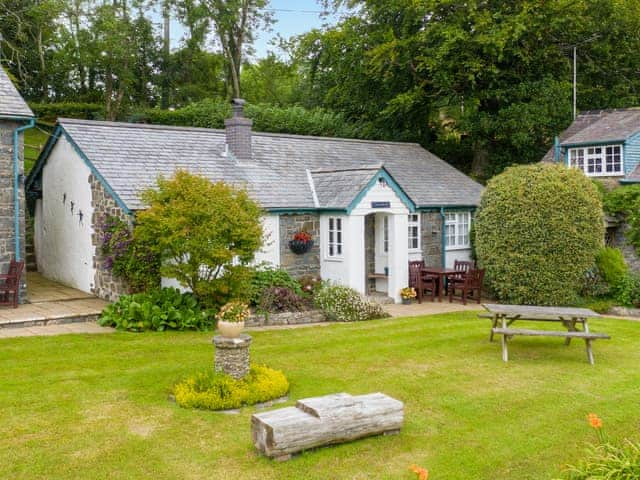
[553,136,560,163]
[13,119,35,264]
[439,207,446,268]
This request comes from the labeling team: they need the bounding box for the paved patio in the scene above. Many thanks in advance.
[384,300,483,317]
[0,272,112,336]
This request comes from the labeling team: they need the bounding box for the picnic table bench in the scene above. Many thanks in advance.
[482,304,611,365]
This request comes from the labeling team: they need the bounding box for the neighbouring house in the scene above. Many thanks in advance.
[0,67,34,301]
[26,100,483,303]
[543,108,640,269]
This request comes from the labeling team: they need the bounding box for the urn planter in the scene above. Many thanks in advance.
[217,320,245,338]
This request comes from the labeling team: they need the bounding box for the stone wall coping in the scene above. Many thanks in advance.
[213,334,253,347]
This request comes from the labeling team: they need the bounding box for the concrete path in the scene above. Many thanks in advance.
[384,300,482,317]
[0,322,114,338]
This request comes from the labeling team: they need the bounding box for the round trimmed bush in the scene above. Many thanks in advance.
[475,163,604,305]
[172,365,289,411]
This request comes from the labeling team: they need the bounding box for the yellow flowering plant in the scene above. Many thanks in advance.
[215,301,250,323]
[400,287,417,300]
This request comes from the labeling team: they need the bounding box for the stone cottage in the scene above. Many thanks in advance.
[0,67,34,300]
[26,100,483,303]
[543,108,640,269]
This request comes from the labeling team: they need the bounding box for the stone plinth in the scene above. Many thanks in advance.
[213,334,252,379]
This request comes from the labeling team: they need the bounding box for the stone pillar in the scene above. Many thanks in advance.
[213,334,252,379]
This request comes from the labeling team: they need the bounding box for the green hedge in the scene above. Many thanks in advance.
[475,163,604,305]
[29,102,104,123]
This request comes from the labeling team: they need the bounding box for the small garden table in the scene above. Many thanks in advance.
[421,267,458,302]
[481,304,610,364]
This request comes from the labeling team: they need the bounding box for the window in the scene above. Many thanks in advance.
[383,216,389,253]
[445,212,471,249]
[328,217,343,257]
[569,145,623,176]
[408,214,420,250]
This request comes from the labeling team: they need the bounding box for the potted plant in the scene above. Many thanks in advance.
[400,287,417,305]
[289,230,314,254]
[215,301,250,338]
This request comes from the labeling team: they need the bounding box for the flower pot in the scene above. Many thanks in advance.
[289,239,314,254]
[402,299,412,305]
[217,320,245,338]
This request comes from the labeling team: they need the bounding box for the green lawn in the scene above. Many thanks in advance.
[23,124,52,173]
[1,311,638,479]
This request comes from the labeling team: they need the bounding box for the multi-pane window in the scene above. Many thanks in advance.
[408,214,420,250]
[445,212,471,249]
[383,216,389,253]
[328,217,343,257]
[569,145,623,176]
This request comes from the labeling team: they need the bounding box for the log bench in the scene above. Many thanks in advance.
[251,392,404,461]
[491,328,610,365]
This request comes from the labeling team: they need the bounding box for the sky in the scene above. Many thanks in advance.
[167,0,344,60]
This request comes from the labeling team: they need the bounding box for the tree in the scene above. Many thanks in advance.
[474,163,604,305]
[203,0,273,98]
[240,54,300,105]
[135,171,264,307]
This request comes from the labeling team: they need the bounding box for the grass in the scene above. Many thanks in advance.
[1,311,639,479]
[23,123,52,173]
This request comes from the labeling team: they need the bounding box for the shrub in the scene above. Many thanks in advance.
[30,102,104,122]
[172,365,289,411]
[474,163,604,305]
[580,267,611,299]
[100,215,160,293]
[98,288,212,331]
[249,267,302,305]
[258,286,310,313]
[314,284,390,322]
[298,275,322,296]
[595,247,628,287]
[135,171,263,309]
[602,184,640,216]
[613,273,640,307]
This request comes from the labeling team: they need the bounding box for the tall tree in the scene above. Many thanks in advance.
[203,0,272,98]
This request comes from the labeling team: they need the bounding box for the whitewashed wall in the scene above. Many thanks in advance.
[253,214,280,267]
[320,214,349,286]
[35,135,96,292]
[445,248,473,268]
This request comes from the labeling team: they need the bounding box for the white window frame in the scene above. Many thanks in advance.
[568,144,623,177]
[408,213,420,251]
[383,216,389,254]
[445,211,471,250]
[327,216,343,258]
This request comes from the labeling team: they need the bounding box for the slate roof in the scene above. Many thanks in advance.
[310,167,381,209]
[542,109,640,162]
[0,68,33,118]
[45,118,483,211]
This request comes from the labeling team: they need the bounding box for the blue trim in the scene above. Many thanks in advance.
[553,136,560,162]
[346,167,416,214]
[61,130,132,216]
[0,114,34,121]
[267,207,346,214]
[13,119,34,266]
[25,124,132,216]
[561,140,625,148]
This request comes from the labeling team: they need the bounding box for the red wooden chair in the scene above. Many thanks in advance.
[409,260,439,303]
[448,268,484,305]
[0,260,24,308]
[408,260,425,289]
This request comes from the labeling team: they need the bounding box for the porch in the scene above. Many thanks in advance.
[0,272,109,330]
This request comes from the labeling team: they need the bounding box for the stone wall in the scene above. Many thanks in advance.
[0,121,27,299]
[245,309,326,327]
[90,174,131,301]
[420,212,442,266]
[278,214,320,278]
[613,222,640,272]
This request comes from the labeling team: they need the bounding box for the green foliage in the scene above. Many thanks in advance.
[613,274,640,308]
[172,365,289,411]
[135,171,263,309]
[100,215,160,293]
[602,184,640,217]
[249,267,302,305]
[582,298,615,315]
[30,103,104,122]
[475,163,604,305]
[98,288,212,332]
[595,247,628,288]
[139,99,359,138]
[314,284,390,322]
[258,287,310,313]
[562,441,640,479]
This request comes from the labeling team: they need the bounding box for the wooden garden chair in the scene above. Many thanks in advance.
[0,260,24,308]
[448,268,484,305]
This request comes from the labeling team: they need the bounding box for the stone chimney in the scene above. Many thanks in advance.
[224,98,252,161]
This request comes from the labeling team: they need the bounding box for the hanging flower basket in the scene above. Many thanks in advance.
[289,231,314,254]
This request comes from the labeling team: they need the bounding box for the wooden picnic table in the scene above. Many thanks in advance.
[481,304,610,365]
[421,267,458,302]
